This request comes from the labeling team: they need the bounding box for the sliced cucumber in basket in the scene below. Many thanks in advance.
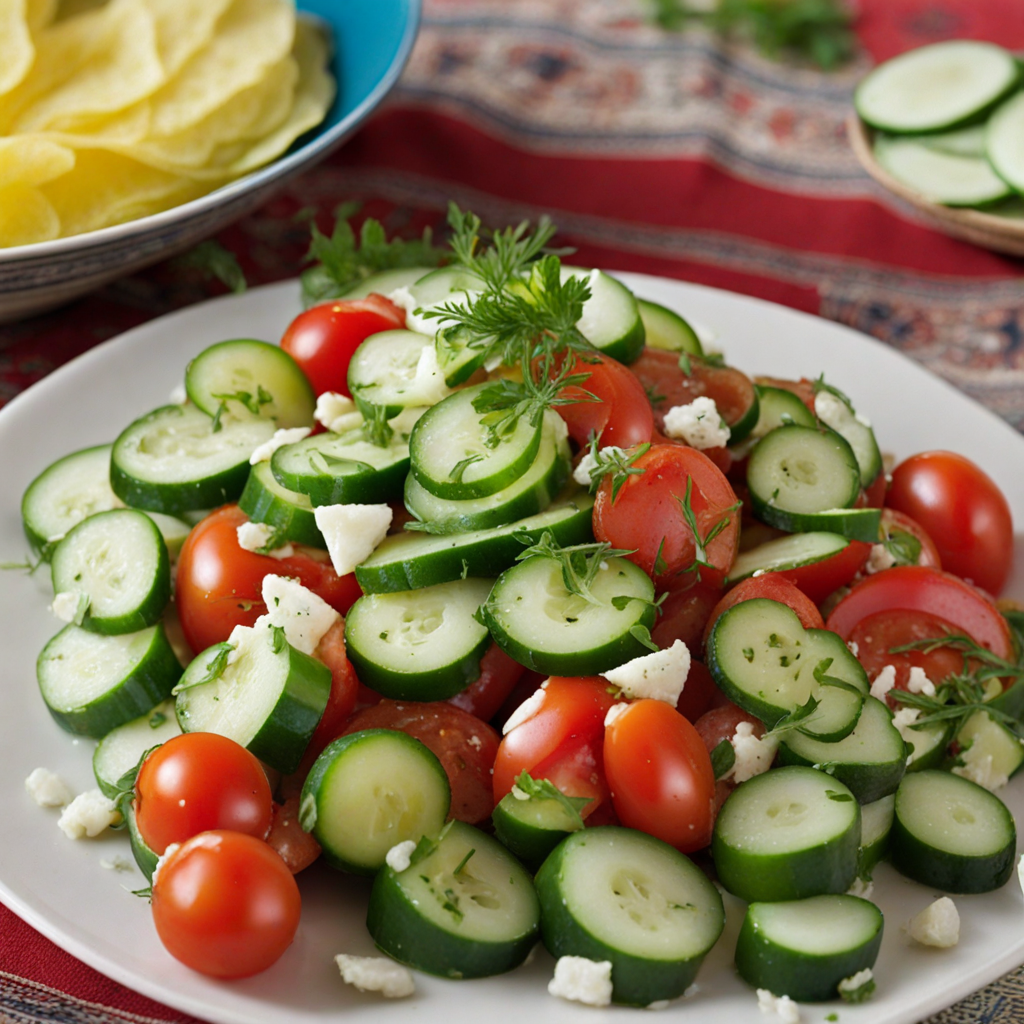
[986,91,1024,196]
[855,40,1020,135]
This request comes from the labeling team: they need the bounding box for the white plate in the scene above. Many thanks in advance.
[1,274,1022,1024]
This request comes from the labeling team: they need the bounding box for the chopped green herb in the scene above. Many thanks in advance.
[711,739,736,779]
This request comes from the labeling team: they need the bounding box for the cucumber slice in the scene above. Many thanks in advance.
[185,338,315,429]
[874,135,1013,207]
[341,266,438,301]
[405,412,570,534]
[735,895,883,1003]
[563,267,645,364]
[954,708,1024,785]
[777,696,907,804]
[175,624,331,775]
[21,444,119,558]
[904,717,953,771]
[401,266,484,338]
[813,387,883,487]
[534,826,725,1006]
[344,579,493,700]
[348,329,450,414]
[712,767,861,903]
[491,785,584,871]
[93,699,180,799]
[726,531,853,586]
[367,819,540,978]
[747,424,880,541]
[986,91,1024,195]
[481,554,656,676]
[749,384,816,441]
[126,800,159,881]
[855,40,1020,134]
[38,623,182,739]
[706,598,868,742]
[355,492,594,594]
[409,385,543,500]
[636,298,703,355]
[50,509,170,635]
[890,769,1016,893]
[300,729,451,874]
[918,123,987,157]
[857,793,894,879]
[270,419,414,506]
[111,404,275,515]
[238,461,325,548]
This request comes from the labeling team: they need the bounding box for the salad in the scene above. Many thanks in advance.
[15,206,1022,1014]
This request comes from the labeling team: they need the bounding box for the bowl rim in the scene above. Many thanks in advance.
[0,0,422,265]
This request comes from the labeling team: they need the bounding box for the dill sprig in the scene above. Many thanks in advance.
[516,530,633,606]
[581,438,650,501]
[674,477,741,576]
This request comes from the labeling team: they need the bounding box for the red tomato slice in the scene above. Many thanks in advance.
[265,792,322,874]
[342,700,499,824]
[652,580,723,654]
[630,348,756,435]
[551,351,653,448]
[279,295,406,397]
[593,443,740,588]
[774,538,872,604]
[151,831,300,979]
[448,642,526,723]
[604,699,716,852]
[175,505,362,654]
[887,451,1013,595]
[702,572,825,650]
[492,676,616,816]
[675,659,719,723]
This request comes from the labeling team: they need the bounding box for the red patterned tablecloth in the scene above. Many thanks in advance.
[4,2,1024,1022]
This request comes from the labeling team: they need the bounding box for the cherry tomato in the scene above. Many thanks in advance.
[651,580,722,654]
[653,428,733,477]
[175,505,362,653]
[551,352,653,448]
[135,733,273,856]
[342,700,499,824]
[448,643,526,723]
[279,295,405,397]
[702,572,824,650]
[877,508,942,570]
[861,471,888,508]
[773,538,871,605]
[693,702,765,813]
[604,699,716,852]
[675,659,719,723]
[887,451,1013,595]
[265,793,321,874]
[151,831,300,979]
[493,676,616,817]
[594,443,740,588]
[630,349,757,436]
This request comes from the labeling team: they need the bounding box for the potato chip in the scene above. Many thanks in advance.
[0,137,75,188]
[0,2,36,98]
[143,0,233,79]
[13,0,164,133]
[27,0,58,32]
[145,0,295,138]
[0,185,60,247]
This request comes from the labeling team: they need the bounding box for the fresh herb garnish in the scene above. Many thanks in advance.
[512,771,590,830]
[711,739,736,779]
[581,437,650,501]
[839,974,876,1004]
[764,694,820,738]
[173,642,233,694]
[210,385,273,432]
[674,476,741,577]
[174,240,247,294]
[359,402,394,447]
[881,527,922,568]
[516,531,632,606]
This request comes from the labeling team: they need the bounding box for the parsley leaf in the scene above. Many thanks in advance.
[173,642,233,694]
[711,739,736,779]
[511,771,590,830]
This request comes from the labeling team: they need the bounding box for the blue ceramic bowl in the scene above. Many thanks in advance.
[0,0,420,323]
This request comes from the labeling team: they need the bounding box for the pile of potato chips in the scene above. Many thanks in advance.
[0,0,335,247]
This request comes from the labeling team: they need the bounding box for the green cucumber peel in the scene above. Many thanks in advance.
[512,771,590,830]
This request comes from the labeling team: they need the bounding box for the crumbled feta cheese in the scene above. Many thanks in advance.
[510,785,529,801]
[756,988,800,1023]
[892,707,921,746]
[548,956,613,1007]
[869,664,897,702]
[838,968,873,995]
[605,702,631,728]
[249,426,311,465]
[572,445,625,487]
[236,521,274,551]
[847,640,859,658]
[906,666,936,697]
[647,1000,671,1010]
[152,841,182,886]
[100,855,134,872]
[168,382,187,405]
[847,877,874,900]
[952,751,1009,792]
[728,721,779,784]
[57,789,120,839]
[314,503,393,577]
[662,397,730,450]
[335,954,415,998]
[51,590,85,623]
[601,640,691,706]
[503,688,547,735]
[866,543,897,575]
[385,840,417,874]
[413,343,451,405]
[467,734,482,750]
[908,897,959,948]
[315,391,357,432]
[25,768,74,808]
[259,574,340,656]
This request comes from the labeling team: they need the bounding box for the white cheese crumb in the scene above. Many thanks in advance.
[236,521,274,552]
[869,664,897,702]
[892,707,922,745]
[57,789,120,839]
[952,751,1009,792]
[152,841,181,886]
[908,897,959,948]
[548,956,613,1007]
[249,426,311,465]
[315,391,357,432]
[467,734,482,750]
[813,390,848,426]
[168,382,187,405]
[757,989,800,1023]
[647,1000,671,1010]
[906,666,936,697]
[336,954,415,998]
[25,768,75,808]
[510,785,529,801]
[100,855,134,872]
[314,503,393,577]
[385,840,417,874]
[604,702,631,729]
[572,445,625,487]
[413,343,451,405]
[838,968,874,994]
[50,590,85,623]
[847,877,874,900]
[847,640,859,657]
[662,396,731,450]
[258,574,340,656]
[866,543,897,574]
[728,721,779,784]
[503,688,547,735]
[601,639,691,705]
